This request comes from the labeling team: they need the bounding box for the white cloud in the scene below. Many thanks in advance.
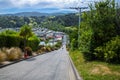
[0,0,107,9]
[0,0,104,13]
[10,0,39,7]
[9,0,89,8]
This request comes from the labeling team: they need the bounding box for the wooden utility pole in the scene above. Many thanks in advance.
[69,7,88,48]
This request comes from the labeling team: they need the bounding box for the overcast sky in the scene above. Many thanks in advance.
[0,0,119,14]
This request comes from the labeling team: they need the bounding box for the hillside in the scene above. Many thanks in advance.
[1,12,68,17]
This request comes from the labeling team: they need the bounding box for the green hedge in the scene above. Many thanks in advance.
[0,35,22,48]
[6,35,21,47]
[0,34,39,51]
[0,35,6,48]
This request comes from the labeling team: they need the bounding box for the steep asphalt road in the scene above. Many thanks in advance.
[0,46,82,80]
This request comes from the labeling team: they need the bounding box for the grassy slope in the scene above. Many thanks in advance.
[70,50,120,80]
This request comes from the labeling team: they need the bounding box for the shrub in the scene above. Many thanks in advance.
[49,46,54,51]
[68,27,78,50]
[55,41,62,48]
[54,46,59,50]
[36,50,42,54]
[0,51,7,63]
[46,46,52,52]
[27,35,39,51]
[0,47,9,54]
[15,48,23,59]
[40,47,47,52]
[38,45,44,49]
[8,47,22,61]
[24,47,32,56]
[79,22,93,53]
[94,36,120,63]
[37,46,53,54]
[27,39,39,51]
[70,39,78,51]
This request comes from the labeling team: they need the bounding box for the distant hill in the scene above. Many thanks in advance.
[1,12,68,17]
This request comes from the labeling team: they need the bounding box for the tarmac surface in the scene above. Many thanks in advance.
[0,46,82,80]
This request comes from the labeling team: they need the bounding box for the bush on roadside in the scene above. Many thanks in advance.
[54,46,59,50]
[1,47,9,54]
[37,46,53,54]
[49,46,55,51]
[54,41,62,49]
[27,39,39,51]
[8,47,22,61]
[40,47,47,52]
[38,45,44,49]
[0,51,7,63]
[24,47,32,56]
[94,36,120,63]
[36,50,43,54]
[46,46,52,52]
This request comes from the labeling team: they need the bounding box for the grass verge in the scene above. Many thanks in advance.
[70,50,120,80]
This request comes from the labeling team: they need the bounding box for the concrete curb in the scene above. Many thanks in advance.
[68,55,83,80]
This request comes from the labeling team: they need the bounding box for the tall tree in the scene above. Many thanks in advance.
[91,0,116,49]
[19,24,33,48]
[79,0,117,60]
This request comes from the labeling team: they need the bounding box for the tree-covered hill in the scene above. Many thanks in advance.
[0,13,78,28]
[1,12,68,17]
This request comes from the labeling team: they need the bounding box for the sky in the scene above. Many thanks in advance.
[0,0,119,14]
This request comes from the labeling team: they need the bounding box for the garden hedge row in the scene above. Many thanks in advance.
[0,34,39,51]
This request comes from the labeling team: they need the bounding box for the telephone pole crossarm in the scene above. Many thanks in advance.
[69,7,88,10]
